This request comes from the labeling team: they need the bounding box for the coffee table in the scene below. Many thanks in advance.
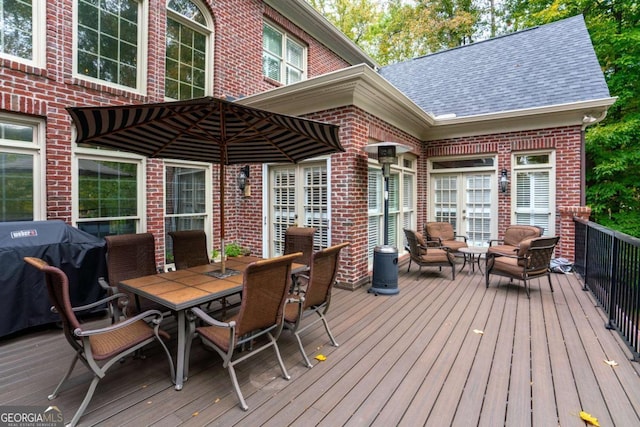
[458,246,488,274]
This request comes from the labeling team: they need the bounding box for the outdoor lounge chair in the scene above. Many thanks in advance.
[284,242,350,368]
[186,252,302,411]
[169,230,210,269]
[101,233,164,319]
[485,236,559,298]
[23,257,174,427]
[404,228,456,280]
[487,225,544,257]
[424,221,468,253]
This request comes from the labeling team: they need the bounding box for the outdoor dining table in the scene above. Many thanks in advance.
[119,255,305,390]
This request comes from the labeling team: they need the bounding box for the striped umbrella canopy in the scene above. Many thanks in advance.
[67,96,344,272]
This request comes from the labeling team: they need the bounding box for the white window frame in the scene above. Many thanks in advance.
[73,0,149,94]
[262,21,306,85]
[511,150,556,235]
[165,0,214,100]
[367,153,417,266]
[0,0,46,68]
[0,113,45,221]
[72,146,147,234]
[163,160,212,262]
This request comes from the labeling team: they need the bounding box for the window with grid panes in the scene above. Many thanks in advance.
[166,0,211,100]
[0,0,44,66]
[76,0,142,90]
[262,22,306,84]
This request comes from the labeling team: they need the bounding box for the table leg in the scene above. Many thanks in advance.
[175,311,185,390]
[477,254,485,275]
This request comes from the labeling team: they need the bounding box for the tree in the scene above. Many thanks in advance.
[504,0,640,236]
[308,0,483,65]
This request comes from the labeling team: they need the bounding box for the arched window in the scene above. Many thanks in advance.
[166,0,213,100]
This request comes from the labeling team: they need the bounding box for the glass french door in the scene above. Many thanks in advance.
[432,172,493,246]
[269,162,329,256]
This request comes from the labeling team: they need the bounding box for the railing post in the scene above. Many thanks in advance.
[582,222,589,291]
[605,235,618,330]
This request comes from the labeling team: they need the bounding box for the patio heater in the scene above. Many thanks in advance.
[364,142,411,295]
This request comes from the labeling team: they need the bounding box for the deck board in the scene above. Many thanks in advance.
[2,261,640,426]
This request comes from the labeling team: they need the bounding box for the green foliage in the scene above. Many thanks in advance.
[223,242,248,257]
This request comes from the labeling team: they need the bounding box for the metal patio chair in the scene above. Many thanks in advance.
[23,257,174,427]
[487,225,544,257]
[101,233,164,319]
[403,228,456,280]
[424,221,468,253]
[486,236,559,298]
[185,252,302,411]
[284,242,350,368]
[169,230,210,270]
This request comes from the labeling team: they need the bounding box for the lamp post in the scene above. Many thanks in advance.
[364,142,411,295]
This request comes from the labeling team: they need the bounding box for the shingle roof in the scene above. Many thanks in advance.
[379,15,610,118]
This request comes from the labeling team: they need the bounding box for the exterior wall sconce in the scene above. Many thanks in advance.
[237,165,250,195]
[500,168,508,193]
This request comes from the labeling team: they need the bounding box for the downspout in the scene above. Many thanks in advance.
[580,111,608,205]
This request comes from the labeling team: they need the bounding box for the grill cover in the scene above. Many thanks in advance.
[0,220,106,337]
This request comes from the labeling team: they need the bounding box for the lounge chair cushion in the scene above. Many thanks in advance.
[426,222,455,241]
[419,248,452,263]
[503,225,542,246]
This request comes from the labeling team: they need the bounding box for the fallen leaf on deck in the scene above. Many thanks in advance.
[473,329,484,335]
[604,359,618,366]
[315,354,327,362]
[580,411,600,426]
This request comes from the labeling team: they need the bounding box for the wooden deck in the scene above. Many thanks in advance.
[3,261,640,426]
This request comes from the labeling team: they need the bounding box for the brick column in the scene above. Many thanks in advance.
[558,206,591,262]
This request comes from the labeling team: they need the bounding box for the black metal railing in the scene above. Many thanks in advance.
[574,218,640,360]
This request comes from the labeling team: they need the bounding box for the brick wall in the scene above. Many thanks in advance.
[0,0,352,272]
[425,125,585,260]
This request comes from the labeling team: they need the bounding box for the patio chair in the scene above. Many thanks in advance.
[168,230,210,270]
[403,228,456,280]
[487,225,544,257]
[23,257,175,427]
[284,226,317,266]
[284,226,316,289]
[101,233,163,319]
[424,221,468,253]
[186,251,302,411]
[485,236,559,298]
[284,242,350,368]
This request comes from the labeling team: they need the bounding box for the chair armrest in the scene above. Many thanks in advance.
[75,309,165,337]
[69,292,129,313]
[488,239,504,247]
[98,277,118,294]
[190,306,235,328]
[454,234,468,242]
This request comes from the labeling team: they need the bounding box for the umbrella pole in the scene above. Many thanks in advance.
[220,155,226,274]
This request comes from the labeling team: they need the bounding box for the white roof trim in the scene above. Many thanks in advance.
[239,65,616,141]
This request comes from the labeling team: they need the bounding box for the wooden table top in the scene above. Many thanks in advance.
[119,256,304,311]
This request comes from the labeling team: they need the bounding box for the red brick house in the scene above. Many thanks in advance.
[0,0,614,289]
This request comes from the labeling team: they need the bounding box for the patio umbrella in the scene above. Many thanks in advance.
[67,96,344,273]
